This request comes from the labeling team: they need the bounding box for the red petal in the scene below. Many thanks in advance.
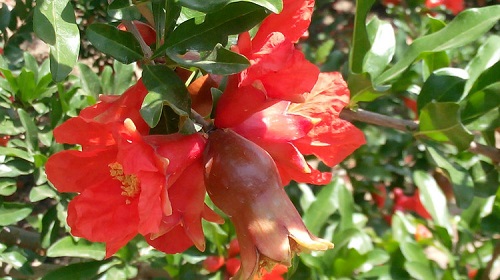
[67,180,139,257]
[214,76,276,128]
[145,225,195,254]
[45,148,117,193]
[289,72,366,166]
[233,102,314,142]
[252,0,314,47]
[53,117,116,148]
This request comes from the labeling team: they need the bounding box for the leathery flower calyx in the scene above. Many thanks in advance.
[204,129,334,280]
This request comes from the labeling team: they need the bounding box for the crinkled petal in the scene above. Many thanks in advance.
[252,0,314,47]
[45,148,117,193]
[289,72,366,166]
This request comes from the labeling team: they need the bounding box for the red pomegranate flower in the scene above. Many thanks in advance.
[46,119,167,257]
[204,129,333,280]
[217,72,365,185]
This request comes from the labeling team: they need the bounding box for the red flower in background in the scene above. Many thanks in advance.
[118,20,156,46]
[425,0,464,15]
[372,185,432,223]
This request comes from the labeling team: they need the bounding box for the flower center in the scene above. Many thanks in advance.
[109,162,140,204]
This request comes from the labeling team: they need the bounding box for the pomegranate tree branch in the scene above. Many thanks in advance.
[340,109,500,162]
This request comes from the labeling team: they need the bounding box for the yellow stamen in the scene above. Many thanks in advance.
[109,162,140,202]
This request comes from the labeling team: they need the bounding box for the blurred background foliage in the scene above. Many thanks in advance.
[0,0,499,279]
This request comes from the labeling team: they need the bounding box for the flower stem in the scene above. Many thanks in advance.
[122,20,153,61]
[340,108,500,162]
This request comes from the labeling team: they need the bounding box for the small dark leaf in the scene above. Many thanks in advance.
[417,68,468,111]
[470,161,499,198]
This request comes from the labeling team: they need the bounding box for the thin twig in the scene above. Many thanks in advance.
[122,20,153,60]
[191,109,214,132]
[340,108,500,163]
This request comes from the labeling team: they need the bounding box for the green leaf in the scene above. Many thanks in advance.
[0,202,33,226]
[141,65,191,128]
[177,0,282,13]
[348,72,388,105]
[0,178,17,196]
[303,181,337,235]
[363,16,395,79]
[470,161,499,198]
[34,0,80,82]
[86,23,144,64]
[375,6,500,84]
[0,159,34,177]
[405,262,437,280]
[112,60,136,94]
[18,69,37,103]
[468,60,500,95]
[416,102,473,151]
[18,108,39,152]
[29,184,57,202]
[426,145,474,208]
[417,68,468,111]
[167,44,250,75]
[77,63,102,98]
[349,0,376,73]
[0,147,33,162]
[461,82,500,126]
[464,35,500,95]
[0,4,11,30]
[47,236,106,260]
[167,2,268,52]
[413,170,452,233]
[107,0,141,20]
[400,241,429,265]
[41,259,118,280]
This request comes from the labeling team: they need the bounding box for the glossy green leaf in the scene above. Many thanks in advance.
[375,6,500,84]
[461,82,500,125]
[421,17,449,79]
[417,68,468,111]
[363,16,395,79]
[17,69,36,103]
[112,60,136,94]
[464,35,500,95]
[41,206,61,249]
[0,249,32,274]
[470,161,499,198]
[349,0,376,73]
[47,236,106,260]
[336,181,354,231]
[86,23,144,64]
[426,145,474,208]
[413,170,452,233]
[0,202,32,226]
[0,178,16,196]
[0,159,34,177]
[34,0,80,82]
[167,44,250,75]
[303,181,337,235]
[0,4,10,30]
[41,259,118,280]
[178,0,282,13]
[167,2,268,52]
[18,108,39,152]
[141,65,191,128]
[416,102,473,151]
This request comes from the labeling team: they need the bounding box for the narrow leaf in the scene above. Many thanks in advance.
[0,202,33,226]
[349,0,376,73]
[464,35,500,95]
